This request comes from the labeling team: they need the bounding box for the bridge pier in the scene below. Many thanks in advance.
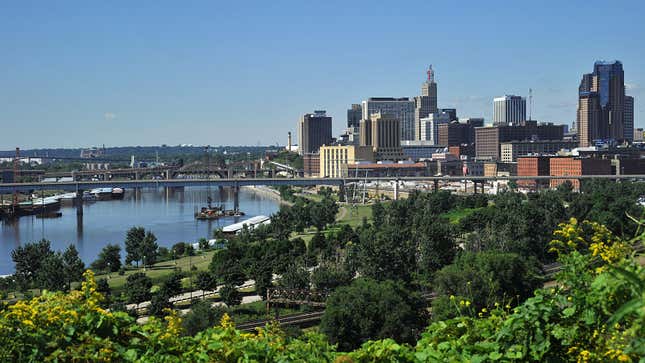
[227,169,233,179]
[75,190,83,216]
[166,170,171,180]
[233,184,240,212]
[393,180,400,201]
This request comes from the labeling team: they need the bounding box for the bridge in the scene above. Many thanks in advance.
[1,174,645,194]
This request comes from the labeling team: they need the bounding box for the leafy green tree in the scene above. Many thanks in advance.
[357,225,415,283]
[321,278,427,351]
[278,264,310,290]
[171,242,186,257]
[124,226,145,267]
[140,231,159,267]
[62,244,85,290]
[91,244,121,273]
[148,291,172,318]
[36,253,67,292]
[414,219,456,277]
[96,278,111,300]
[161,271,184,298]
[249,262,273,300]
[196,271,217,298]
[431,251,542,321]
[11,239,54,290]
[219,284,241,306]
[311,264,353,291]
[182,300,226,336]
[125,272,152,304]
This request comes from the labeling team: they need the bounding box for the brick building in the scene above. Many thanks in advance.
[549,157,611,190]
[517,156,551,189]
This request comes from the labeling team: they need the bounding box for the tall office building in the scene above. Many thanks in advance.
[297,110,332,155]
[347,104,362,128]
[493,95,526,125]
[577,61,626,147]
[414,65,438,140]
[360,112,404,160]
[419,112,451,144]
[362,97,415,141]
[624,95,634,142]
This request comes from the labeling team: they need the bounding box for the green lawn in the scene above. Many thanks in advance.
[337,204,373,227]
[97,250,218,294]
[441,207,481,224]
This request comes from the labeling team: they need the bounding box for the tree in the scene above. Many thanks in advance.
[356,225,415,283]
[431,251,542,321]
[125,226,145,267]
[36,253,67,292]
[321,278,427,351]
[415,220,456,277]
[161,271,184,298]
[125,272,152,305]
[311,264,352,291]
[182,300,226,336]
[140,231,158,267]
[96,278,111,300]
[249,262,273,300]
[278,265,310,290]
[219,284,241,306]
[196,271,217,298]
[91,244,121,273]
[11,239,54,290]
[62,245,85,290]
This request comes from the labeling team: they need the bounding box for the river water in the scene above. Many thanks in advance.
[0,187,280,275]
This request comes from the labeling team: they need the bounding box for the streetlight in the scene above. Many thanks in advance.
[143,255,146,272]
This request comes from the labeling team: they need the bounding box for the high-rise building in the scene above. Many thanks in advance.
[362,97,415,141]
[419,112,451,144]
[437,118,484,147]
[414,66,438,140]
[624,95,634,142]
[347,104,362,128]
[475,121,565,160]
[298,110,332,155]
[493,95,526,125]
[319,145,374,178]
[577,60,626,146]
[439,108,457,121]
[360,112,404,160]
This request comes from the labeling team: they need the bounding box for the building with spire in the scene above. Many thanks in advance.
[414,65,438,140]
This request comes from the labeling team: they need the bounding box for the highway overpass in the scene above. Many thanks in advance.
[1,174,645,193]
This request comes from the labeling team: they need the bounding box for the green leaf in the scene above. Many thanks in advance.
[489,351,503,360]
[562,307,576,317]
[607,298,642,326]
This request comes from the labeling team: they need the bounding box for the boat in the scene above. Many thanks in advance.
[57,192,78,205]
[36,211,63,219]
[111,188,125,200]
[82,191,97,201]
[90,188,113,201]
[195,205,224,220]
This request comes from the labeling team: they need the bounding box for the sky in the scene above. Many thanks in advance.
[1,0,644,149]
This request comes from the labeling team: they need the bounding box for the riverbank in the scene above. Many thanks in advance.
[242,185,291,206]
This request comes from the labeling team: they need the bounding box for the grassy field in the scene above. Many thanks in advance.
[441,207,481,224]
[96,250,218,294]
[336,204,373,227]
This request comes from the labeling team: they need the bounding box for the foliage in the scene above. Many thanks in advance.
[431,251,542,321]
[125,226,145,267]
[181,300,226,336]
[91,243,122,273]
[219,284,242,306]
[195,271,217,298]
[11,239,54,290]
[321,278,428,351]
[62,244,85,290]
[125,272,152,305]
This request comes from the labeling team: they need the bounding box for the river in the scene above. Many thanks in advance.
[0,187,280,275]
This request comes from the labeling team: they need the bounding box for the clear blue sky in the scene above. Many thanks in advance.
[1,0,643,149]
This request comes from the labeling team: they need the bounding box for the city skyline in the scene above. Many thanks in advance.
[1,1,644,149]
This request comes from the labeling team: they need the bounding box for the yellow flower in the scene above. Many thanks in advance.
[465,300,471,307]
[450,295,455,301]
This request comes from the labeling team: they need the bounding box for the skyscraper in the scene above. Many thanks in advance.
[360,112,404,160]
[347,104,362,128]
[624,95,634,142]
[493,95,526,125]
[298,110,332,155]
[362,97,415,141]
[577,60,626,147]
[414,65,438,140]
[419,112,451,144]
